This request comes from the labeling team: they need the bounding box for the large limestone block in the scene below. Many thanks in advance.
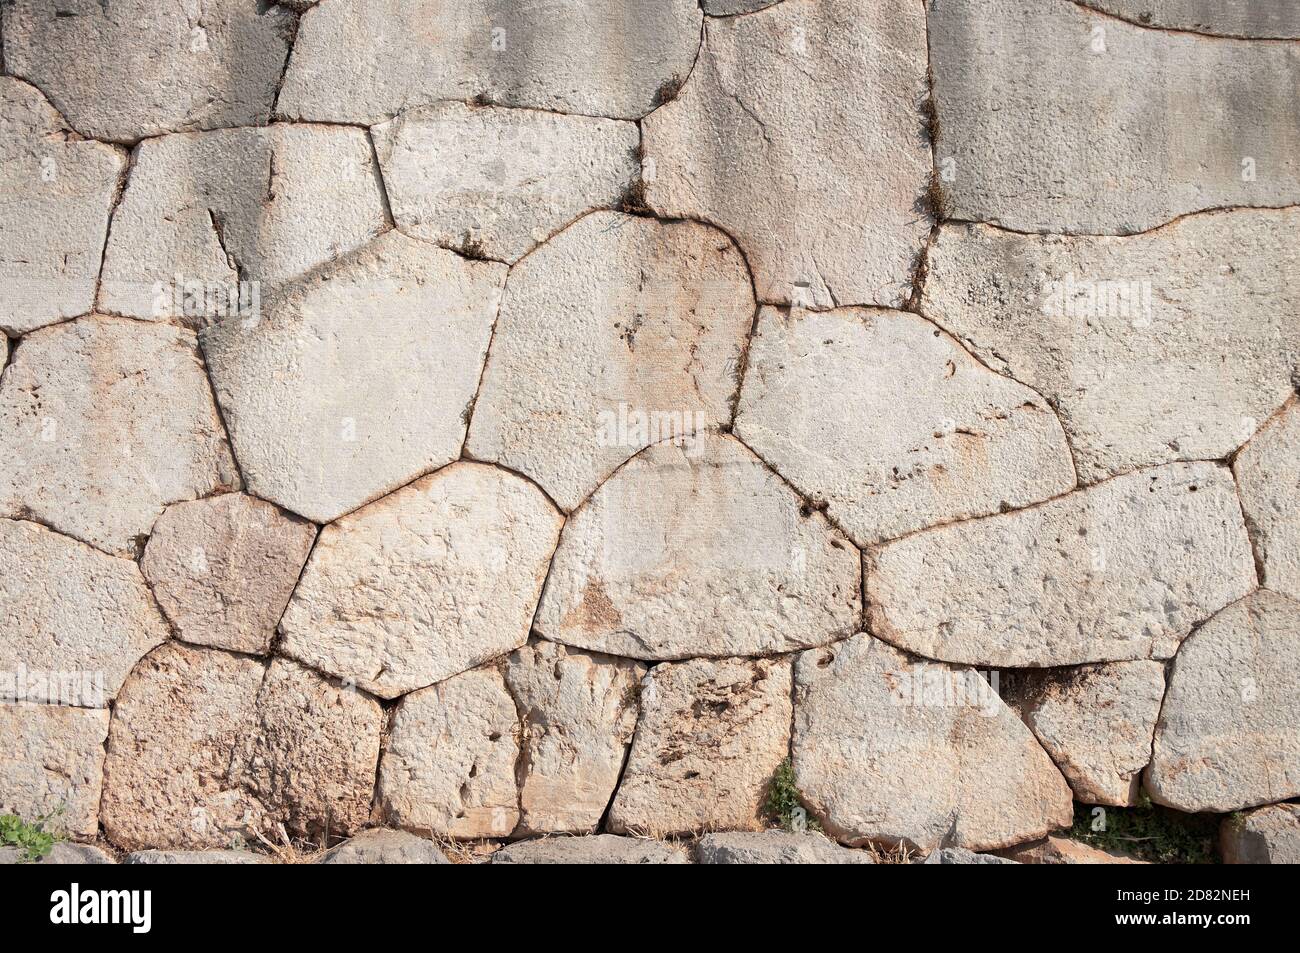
[928,0,1300,233]
[1235,400,1300,602]
[0,704,109,838]
[203,232,506,523]
[866,463,1256,667]
[1009,661,1166,807]
[99,125,387,321]
[0,79,125,334]
[465,211,753,512]
[643,0,931,308]
[0,519,169,706]
[0,318,239,555]
[1220,803,1300,864]
[923,213,1300,481]
[1147,591,1300,812]
[280,463,562,699]
[377,667,520,839]
[535,435,860,659]
[1,0,293,142]
[505,642,646,835]
[695,831,872,864]
[735,306,1075,546]
[491,834,689,865]
[279,0,703,123]
[141,494,316,655]
[1079,1,1300,38]
[792,634,1074,851]
[607,657,792,836]
[373,103,639,264]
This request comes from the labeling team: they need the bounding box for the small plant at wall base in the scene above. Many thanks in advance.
[766,759,821,833]
[0,810,60,863]
[1069,797,1218,864]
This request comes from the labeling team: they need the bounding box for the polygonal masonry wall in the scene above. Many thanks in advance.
[0,0,1297,864]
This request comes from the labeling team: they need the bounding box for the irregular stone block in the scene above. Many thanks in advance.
[280,463,562,699]
[377,667,520,840]
[1147,591,1300,812]
[695,831,872,864]
[0,704,109,838]
[1235,400,1300,602]
[317,829,451,865]
[735,306,1075,546]
[203,232,506,523]
[607,657,791,835]
[866,463,1256,666]
[124,850,270,865]
[1079,1,1300,38]
[0,318,239,555]
[466,211,752,511]
[922,848,1018,865]
[1220,803,1300,864]
[1002,836,1146,865]
[793,634,1073,852]
[643,0,931,308]
[536,435,860,659]
[929,0,1300,232]
[491,834,689,864]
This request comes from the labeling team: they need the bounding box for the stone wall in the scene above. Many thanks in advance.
[1,0,1297,864]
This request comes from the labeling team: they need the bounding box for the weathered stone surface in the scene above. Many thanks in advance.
[793,634,1074,851]
[317,829,451,865]
[1147,591,1300,812]
[505,641,646,836]
[1235,400,1300,603]
[1008,661,1166,807]
[377,667,520,839]
[1220,803,1300,864]
[373,104,638,264]
[695,831,872,864]
[101,643,382,849]
[607,657,791,835]
[867,463,1256,667]
[99,125,387,321]
[1079,1,1300,38]
[0,704,109,838]
[0,519,169,705]
[536,435,860,659]
[929,0,1300,233]
[1002,836,1146,865]
[923,212,1300,481]
[922,848,1018,865]
[735,306,1075,546]
[466,212,752,511]
[204,232,506,523]
[0,843,114,864]
[2,0,293,142]
[125,850,270,865]
[0,318,239,555]
[643,0,930,308]
[279,0,703,123]
[0,79,124,335]
[491,834,689,865]
[281,464,562,699]
[141,494,316,655]
[702,0,782,14]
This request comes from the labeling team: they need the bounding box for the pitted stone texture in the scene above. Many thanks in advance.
[280,464,562,699]
[1147,591,1300,813]
[505,642,646,836]
[642,0,930,308]
[125,850,270,865]
[535,435,860,660]
[1002,836,1146,865]
[793,635,1073,852]
[695,831,872,864]
[0,79,124,335]
[101,644,382,850]
[866,463,1256,667]
[924,213,1300,481]
[378,667,520,840]
[466,212,753,512]
[1009,661,1166,807]
[929,0,1300,233]
[1220,803,1300,865]
[735,306,1075,546]
[492,834,689,865]
[0,519,168,705]
[0,318,239,555]
[607,657,791,836]
[0,704,108,838]
[0,843,114,864]
[373,104,639,264]
[1235,400,1300,602]
[141,494,316,655]
[922,848,1018,865]
[99,125,386,321]
[203,232,506,523]
[1,0,293,142]
[702,0,782,14]
[1080,1,1300,38]
[318,829,451,865]
[279,0,703,123]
